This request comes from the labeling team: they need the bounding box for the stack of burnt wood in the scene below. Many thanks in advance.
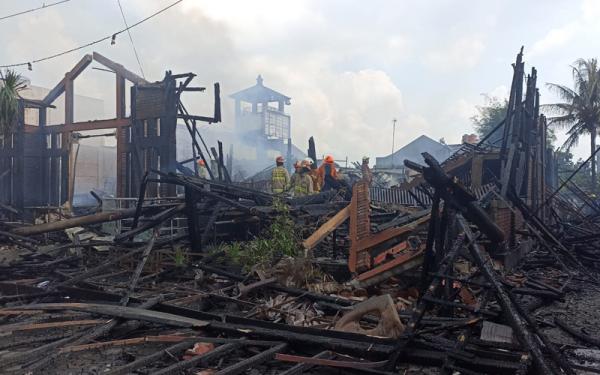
[1,152,600,374]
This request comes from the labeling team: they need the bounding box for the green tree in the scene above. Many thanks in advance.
[556,150,597,192]
[471,95,508,141]
[546,58,600,192]
[472,94,557,148]
[0,69,27,137]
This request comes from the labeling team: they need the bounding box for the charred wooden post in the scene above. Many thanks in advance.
[131,171,149,230]
[185,186,202,250]
[387,234,464,369]
[214,343,287,375]
[458,216,555,375]
[308,136,317,165]
[500,47,525,198]
[211,146,223,181]
[218,140,232,183]
[106,339,197,375]
[178,101,215,180]
[421,191,440,289]
[404,153,504,244]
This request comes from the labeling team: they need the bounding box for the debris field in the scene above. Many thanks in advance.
[2,50,600,375]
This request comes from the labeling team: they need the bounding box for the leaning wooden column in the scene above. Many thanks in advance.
[458,215,553,375]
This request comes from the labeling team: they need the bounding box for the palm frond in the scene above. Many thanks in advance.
[546,82,578,102]
[546,114,576,129]
[560,130,582,152]
[0,69,27,136]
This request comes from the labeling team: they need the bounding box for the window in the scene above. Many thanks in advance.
[264,110,290,139]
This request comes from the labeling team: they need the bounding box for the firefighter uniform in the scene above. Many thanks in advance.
[271,165,290,194]
[293,171,314,197]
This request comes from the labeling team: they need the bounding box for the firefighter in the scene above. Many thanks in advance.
[271,156,290,194]
[361,155,372,184]
[197,159,208,179]
[317,155,340,191]
[294,162,314,197]
[302,158,320,193]
[290,160,302,191]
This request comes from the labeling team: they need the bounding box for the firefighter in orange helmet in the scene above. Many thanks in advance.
[271,156,290,194]
[197,158,208,179]
[317,155,339,191]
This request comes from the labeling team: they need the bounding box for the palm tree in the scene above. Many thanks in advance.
[546,58,600,192]
[0,69,27,137]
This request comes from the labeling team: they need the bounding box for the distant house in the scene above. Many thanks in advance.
[375,135,460,181]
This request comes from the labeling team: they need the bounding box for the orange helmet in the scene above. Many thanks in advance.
[197,159,205,167]
[324,155,334,163]
[276,156,285,163]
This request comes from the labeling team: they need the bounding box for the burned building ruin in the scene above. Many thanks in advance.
[0,52,220,218]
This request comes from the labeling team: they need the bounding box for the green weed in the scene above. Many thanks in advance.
[225,200,299,271]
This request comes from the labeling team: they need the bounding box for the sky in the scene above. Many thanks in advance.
[1,0,599,162]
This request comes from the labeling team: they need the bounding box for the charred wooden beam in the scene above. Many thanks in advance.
[405,153,504,243]
[387,234,464,369]
[22,296,163,372]
[150,342,240,375]
[458,215,554,375]
[107,338,277,375]
[554,317,600,347]
[13,303,209,328]
[11,205,163,236]
[116,204,184,242]
[214,343,287,375]
[185,187,202,249]
[279,351,334,375]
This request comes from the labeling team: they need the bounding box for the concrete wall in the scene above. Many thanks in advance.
[73,142,117,205]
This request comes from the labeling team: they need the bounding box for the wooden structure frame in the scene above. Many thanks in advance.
[0,52,220,218]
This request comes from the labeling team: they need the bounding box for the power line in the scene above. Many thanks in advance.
[0,0,72,22]
[0,0,184,69]
[116,0,145,79]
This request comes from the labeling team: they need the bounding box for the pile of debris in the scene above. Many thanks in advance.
[1,150,600,374]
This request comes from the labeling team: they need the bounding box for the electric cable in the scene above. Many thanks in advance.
[0,0,183,69]
[0,0,71,22]
[116,0,145,79]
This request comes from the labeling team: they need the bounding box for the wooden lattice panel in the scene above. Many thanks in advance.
[349,180,371,272]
